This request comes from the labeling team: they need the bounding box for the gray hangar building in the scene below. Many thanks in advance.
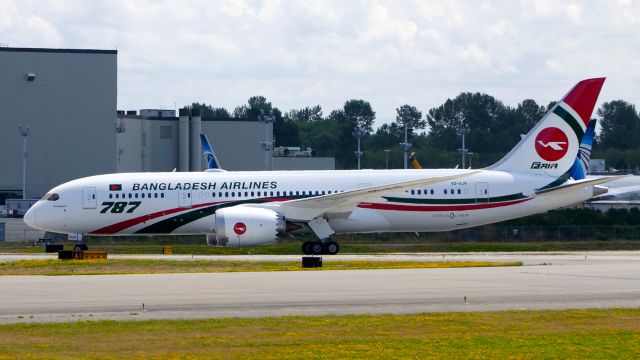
[0,47,333,203]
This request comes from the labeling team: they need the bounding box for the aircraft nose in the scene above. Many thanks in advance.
[24,205,37,228]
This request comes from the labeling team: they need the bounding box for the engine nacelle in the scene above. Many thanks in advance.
[210,206,284,247]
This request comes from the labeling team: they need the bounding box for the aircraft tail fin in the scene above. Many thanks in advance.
[569,119,597,180]
[489,78,605,177]
[409,152,423,169]
[200,133,224,172]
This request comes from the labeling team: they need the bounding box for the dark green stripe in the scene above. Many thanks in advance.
[382,193,527,205]
[536,177,568,191]
[553,106,585,141]
[135,196,309,234]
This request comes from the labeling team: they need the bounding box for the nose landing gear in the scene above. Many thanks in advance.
[301,239,340,255]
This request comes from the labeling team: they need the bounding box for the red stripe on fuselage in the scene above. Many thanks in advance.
[89,201,229,235]
[357,198,532,212]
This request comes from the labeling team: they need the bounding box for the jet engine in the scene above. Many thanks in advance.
[208,206,284,247]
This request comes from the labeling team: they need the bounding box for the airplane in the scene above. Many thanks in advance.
[24,78,621,255]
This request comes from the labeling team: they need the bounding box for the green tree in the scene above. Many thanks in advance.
[395,104,425,136]
[343,99,376,134]
[284,105,323,123]
[426,92,508,155]
[597,100,640,150]
[190,102,230,118]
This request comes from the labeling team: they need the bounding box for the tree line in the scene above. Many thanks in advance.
[191,94,640,170]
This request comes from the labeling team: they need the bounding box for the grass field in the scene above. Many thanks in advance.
[3,239,640,255]
[0,259,521,275]
[0,308,638,358]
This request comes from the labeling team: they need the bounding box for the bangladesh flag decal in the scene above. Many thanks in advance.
[109,184,122,191]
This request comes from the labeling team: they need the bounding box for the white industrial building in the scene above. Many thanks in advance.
[115,108,334,172]
[0,46,334,206]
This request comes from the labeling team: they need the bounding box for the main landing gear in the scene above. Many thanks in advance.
[301,239,340,255]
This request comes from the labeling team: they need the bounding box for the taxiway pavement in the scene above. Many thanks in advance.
[1,251,639,323]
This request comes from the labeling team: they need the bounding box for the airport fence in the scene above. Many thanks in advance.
[353,225,640,243]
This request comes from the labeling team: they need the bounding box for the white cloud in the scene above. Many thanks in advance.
[0,0,638,125]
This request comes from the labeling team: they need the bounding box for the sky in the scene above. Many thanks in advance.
[1,0,639,126]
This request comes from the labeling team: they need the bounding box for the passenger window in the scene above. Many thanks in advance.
[148,193,151,198]
[430,189,434,195]
[154,193,158,198]
[141,193,145,198]
[450,189,454,195]
[444,189,447,194]
[244,192,248,197]
[161,193,164,198]
[115,194,119,199]
[225,192,228,197]
[458,189,461,194]
[411,190,415,195]
[135,193,138,199]
[232,192,235,197]
[128,193,132,199]
[251,192,254,197]
[109,194,113,199]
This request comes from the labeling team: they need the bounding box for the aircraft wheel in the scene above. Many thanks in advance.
[74,244,88,252]
[326,241,340,255]
[301,241,313,255]
[310,241,324,255]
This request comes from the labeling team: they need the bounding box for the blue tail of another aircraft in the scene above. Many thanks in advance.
[200,133,224,171]
[569,119,597,180]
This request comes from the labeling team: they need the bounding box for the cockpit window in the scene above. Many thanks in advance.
[47,193,60,201]
[40,193,51,201]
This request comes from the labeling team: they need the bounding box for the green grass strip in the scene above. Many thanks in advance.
[1,308,639,358]
[0,259,521,276]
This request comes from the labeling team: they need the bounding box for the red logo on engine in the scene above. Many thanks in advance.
[233,222,247,235]
[535,127,569,161]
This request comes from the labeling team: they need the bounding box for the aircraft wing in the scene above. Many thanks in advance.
[535,175,629,196]
[261,171,479,221]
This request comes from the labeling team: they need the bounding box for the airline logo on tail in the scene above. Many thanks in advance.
[534,127,569,161]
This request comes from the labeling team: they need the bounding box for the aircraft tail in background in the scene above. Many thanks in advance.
[200,133,225,172]
[569,119,597,180]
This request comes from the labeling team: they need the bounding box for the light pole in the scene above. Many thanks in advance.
[384,149,390,169]
[468,152,475,169]
[18,125,30,199]
[457,123,470,169]
[399,122,412,169]
[258,110,275,170]
[353,126,365,170]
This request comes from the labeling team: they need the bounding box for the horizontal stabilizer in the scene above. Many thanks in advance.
[536,175,629,196]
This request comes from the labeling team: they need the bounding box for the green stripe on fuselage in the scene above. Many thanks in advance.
[382,193,527,205]
[553,106,585,141]
[135,196,307,234]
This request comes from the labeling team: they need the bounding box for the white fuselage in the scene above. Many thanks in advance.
[26,169,596,236]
